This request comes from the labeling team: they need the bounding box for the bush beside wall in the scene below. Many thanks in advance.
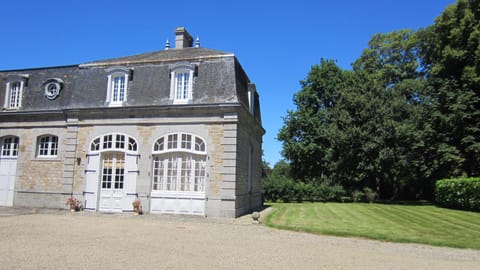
[435,177,480,211]
[262,176,346,203]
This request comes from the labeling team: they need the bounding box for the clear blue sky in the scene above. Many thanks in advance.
[0,0,455,166]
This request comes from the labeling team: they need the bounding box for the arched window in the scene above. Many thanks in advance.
[152,133,206,193]
[1,136,19,157]
[89,133,138,153]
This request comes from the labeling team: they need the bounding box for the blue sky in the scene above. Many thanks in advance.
[0,0,455,165]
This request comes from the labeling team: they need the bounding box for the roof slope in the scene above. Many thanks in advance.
[80,48,234,67]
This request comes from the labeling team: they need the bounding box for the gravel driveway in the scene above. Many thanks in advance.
[0,207,479,270]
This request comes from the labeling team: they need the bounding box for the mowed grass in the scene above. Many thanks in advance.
[263,202,480,249]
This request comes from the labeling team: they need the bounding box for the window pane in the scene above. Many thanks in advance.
[195,159,206,192]
[115,134,125,149]
[102,153,124,190]
[153,153,206,193]
[128,137,137,151]
[9,82,21,109]
[167,134,177,149]
[152,157,165,190]
[103,135,112,149]
[175,72,189,100]
[38,135,57,157]
[12,137,19,157]
[180,154,191,191]
[154,137,164,152]
[181,134,191,150]
[118,76,125,101]
[2,137,12,156]
[195,137,205,152]
[91,138,100,151]
[166,155,177,191]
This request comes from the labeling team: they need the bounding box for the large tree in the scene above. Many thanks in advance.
[278,59,347,183]
[420,0,480,177]
[279,0,480,200]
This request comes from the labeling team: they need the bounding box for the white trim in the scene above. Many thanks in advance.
[170,69,194,104]
[0,136,19,158]
[89,133,138,154]
[152,132,206,155]
[4,81,24,110]
[106,72,129,106]
[37,135,58,158]
[248,87,255,115]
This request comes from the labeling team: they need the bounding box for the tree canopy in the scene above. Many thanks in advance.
[278,0,480,200]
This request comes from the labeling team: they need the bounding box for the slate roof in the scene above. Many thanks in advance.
[80,47,234,67]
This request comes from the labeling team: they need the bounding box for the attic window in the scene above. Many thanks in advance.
[248,84,256,115]
[105,67,132,107]
[170,65,195,104]
[4,75,27,110]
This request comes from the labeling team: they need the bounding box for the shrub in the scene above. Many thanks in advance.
[262,176,345,202]
[363,187,377,203]
[435,177,480,211]
[262,175,296,202]
[351,190,365,202]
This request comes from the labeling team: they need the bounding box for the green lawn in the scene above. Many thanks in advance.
[263,202,480,249]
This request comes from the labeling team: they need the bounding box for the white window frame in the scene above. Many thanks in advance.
[4,81,24,110]
[152,133,207,194]
[170,68,194,104]
[106,71,129,106]
[101,152,125,190]
[89,133,138,153]
[37,135,58,158]
[247,85,256,115]
[1,136,19,157]
[152,132,206,155]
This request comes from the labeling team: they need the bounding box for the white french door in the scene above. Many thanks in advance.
[0,137,19,206]
[98,152,125,212]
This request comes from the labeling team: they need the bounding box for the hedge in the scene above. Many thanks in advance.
[435,177,480,211]
[261,176,346,202]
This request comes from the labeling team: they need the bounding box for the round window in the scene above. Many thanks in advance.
[44,81,62,100]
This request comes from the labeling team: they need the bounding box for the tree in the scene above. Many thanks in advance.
[278,0,480,200]
[278,59,347,184]
[279,32,432,199]
[420,0,480,177]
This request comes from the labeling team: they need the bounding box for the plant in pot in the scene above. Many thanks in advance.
[132,199,142,215]
[65,197,81,212]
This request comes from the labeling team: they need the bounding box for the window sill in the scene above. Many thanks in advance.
[151,191,205,198]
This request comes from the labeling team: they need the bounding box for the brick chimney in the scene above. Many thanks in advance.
[175,27,193,49]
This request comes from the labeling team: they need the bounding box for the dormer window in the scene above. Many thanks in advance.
[106,68,131,107]
[248,84,256,115]
[4,80,24,110]
[170,65,194,104]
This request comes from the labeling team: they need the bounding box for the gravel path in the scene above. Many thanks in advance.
[0,208,479,269]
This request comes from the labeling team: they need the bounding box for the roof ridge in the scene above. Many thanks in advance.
[79,47,234,68]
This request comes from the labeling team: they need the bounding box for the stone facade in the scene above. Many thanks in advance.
[0,27,264,218]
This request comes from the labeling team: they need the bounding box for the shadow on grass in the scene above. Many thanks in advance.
[375,200,433,206]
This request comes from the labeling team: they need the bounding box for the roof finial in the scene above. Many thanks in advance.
[165,39,170,50]
[195,36,200,48]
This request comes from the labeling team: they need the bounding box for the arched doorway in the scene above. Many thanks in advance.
[84,133,139,212]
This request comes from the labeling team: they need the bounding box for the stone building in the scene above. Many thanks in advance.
[0,27,264,218]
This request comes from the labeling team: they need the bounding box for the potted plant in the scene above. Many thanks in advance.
[65,196,81,212]
[132,198,142,215]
